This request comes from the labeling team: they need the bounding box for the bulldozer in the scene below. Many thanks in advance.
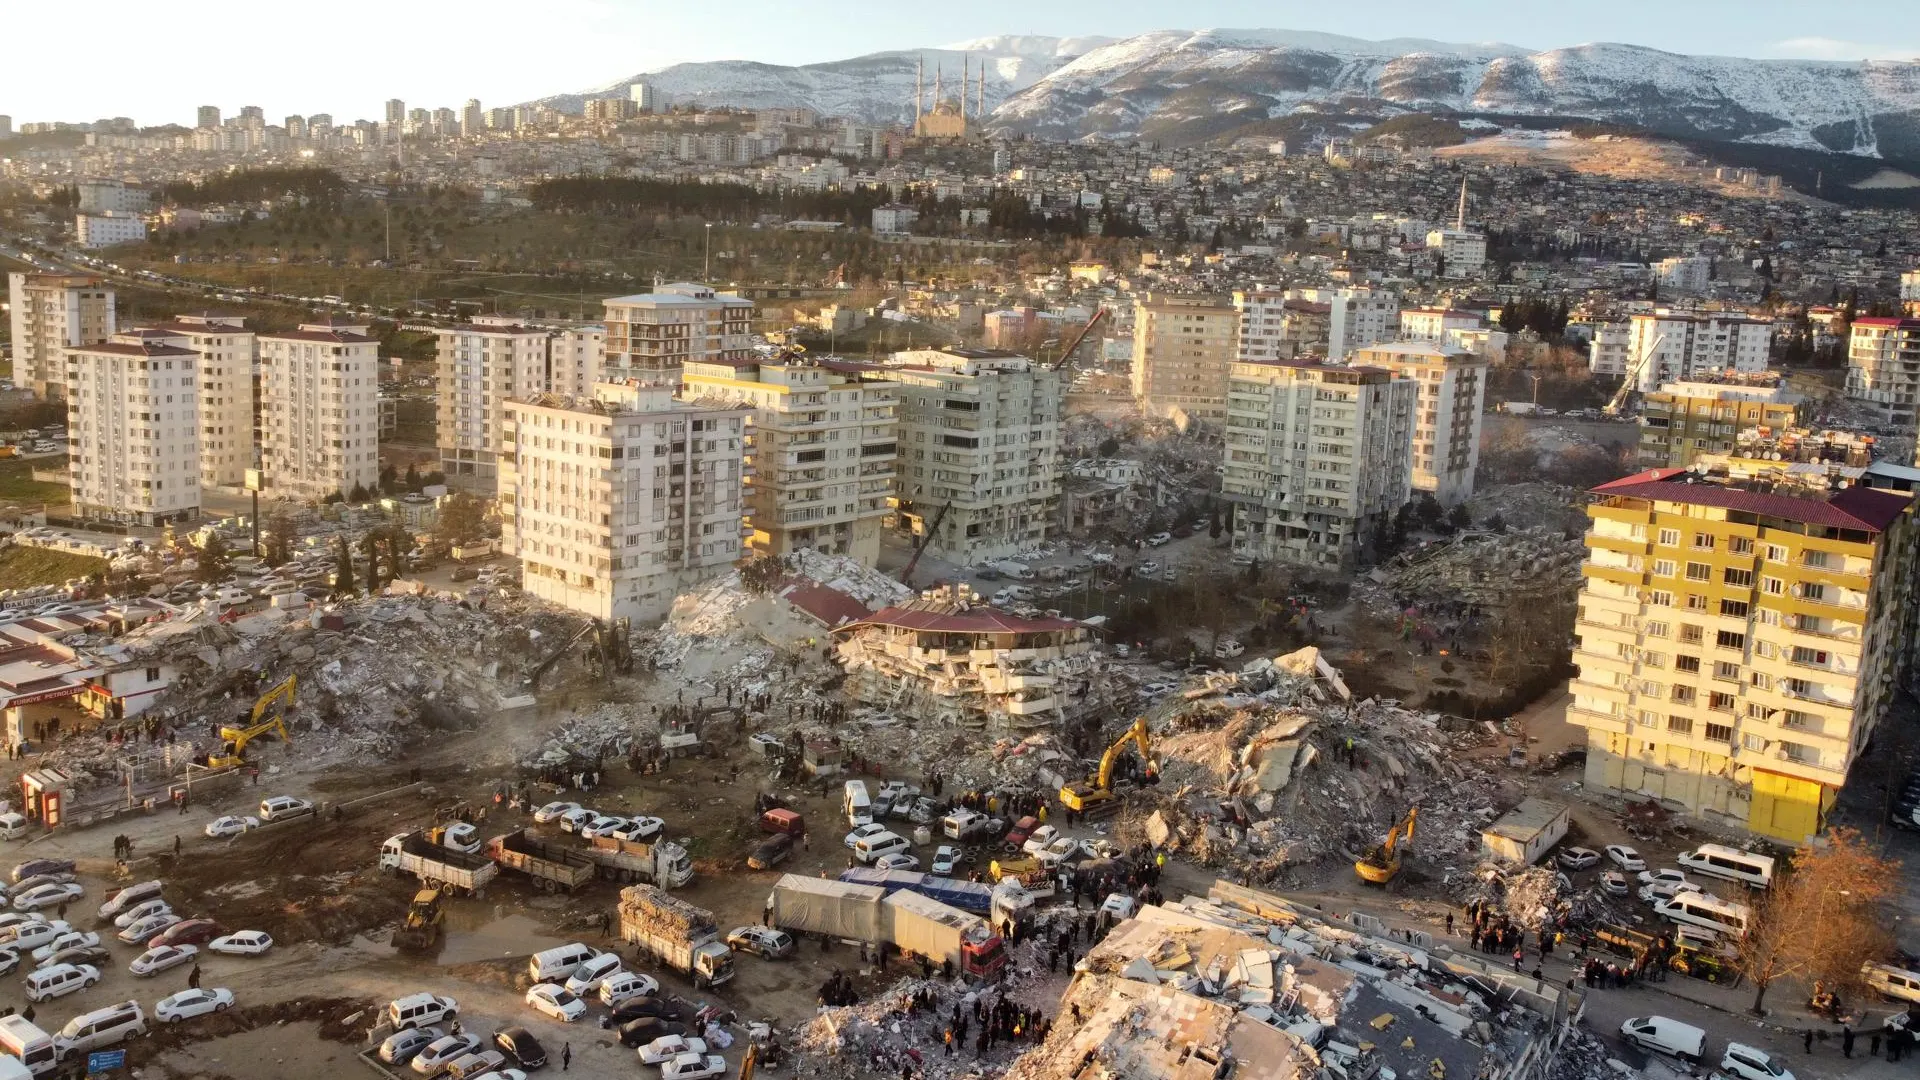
[391,887,447,951]
[208,674,295,770]
[1059,717,1157,817]
[1354,807,1418,885]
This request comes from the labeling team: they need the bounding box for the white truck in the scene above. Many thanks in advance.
[378,831,499,896]
[766,875,1007,980]
[617,885,734,990]
[583,836,694,889]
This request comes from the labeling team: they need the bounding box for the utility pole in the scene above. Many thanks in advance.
[1527,373,1543,405]
[704,222,713,281]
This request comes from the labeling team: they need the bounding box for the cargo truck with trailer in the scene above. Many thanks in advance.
[486,830,597,892]
[378,831,498,896]
[617,885,734,990]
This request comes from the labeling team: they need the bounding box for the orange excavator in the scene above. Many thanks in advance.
[1355,807,1418,885]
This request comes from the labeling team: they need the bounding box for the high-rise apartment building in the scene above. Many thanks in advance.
[1350,342,1487,506]
[1222,360,1415,571]
[1624,310,1772,392]
[1636,375,1804,470]
[257,319,381,501]
[602,283,754,385]
[1588,322,1633,376]
[435,319,556,491]
[65,330,200,524]
[237,106,264,128]
[500,382,750,622]
[144,313,256,489]
[8,272,116,400]
[682,356,898,565]
[1401,308,1481,344]
[1235,287,1397,363]
[629,82,659,112]
[1845,317,1920,426]
[1569,466,1919,843]
[887,348,1061,563]
[549,326,606,397]
[1425,228,1487,278]
[1655,255,1713,295]
[196,106,220,130]
[1902,269,1920,304]
[1131,293,1236,424]
[385,99,405,126]
[460,99,483,137]
[432,108,456,137]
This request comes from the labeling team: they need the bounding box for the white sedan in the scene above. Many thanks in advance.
[1605,845,1647,873]
[154,987,235,1022]
[206,930,273,956]
[12,883,83,911]
[30,931,100,964]
[204,816,261,839]
[639,1035,709,1065]
[115,899,173,929]
[844,823,888,848]
[130,943,198,977]
[524,983,586,1023]
[2,920,71,953]
[610,817,664,842]
[578,815,629,840]
[117,913,181,945]
[531,802,580,825]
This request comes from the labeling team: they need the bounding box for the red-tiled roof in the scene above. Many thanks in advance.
[845,606,1084,634]
[778,581,870,629]
[1593,469,1912,533]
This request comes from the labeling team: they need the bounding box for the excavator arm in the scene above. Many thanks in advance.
[1094,717,1152,791]
[898,502,952,586]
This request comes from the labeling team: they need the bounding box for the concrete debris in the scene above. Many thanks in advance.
[1374,526,1585,609]
[1466,481,1589,535]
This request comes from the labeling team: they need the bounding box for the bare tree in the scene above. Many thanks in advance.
[1736,827,1897,1014]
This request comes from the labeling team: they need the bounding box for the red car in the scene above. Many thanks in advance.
[150,918,223,949]
[1003,816,1039,850]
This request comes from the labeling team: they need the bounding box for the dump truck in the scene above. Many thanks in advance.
[584,835,693,888]
[392,888,447,951]
[487,829,596,893]
[617,885,734,990]
[378,831,498,896]
[765,875,1007,979]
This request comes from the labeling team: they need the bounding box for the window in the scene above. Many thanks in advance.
[1716,630,1747,651]
[1647,591,1673,608]
[1645,621,1670,638]
[1642,652,1668,668]
[1784,677,1814,697]
[1727,537,1754,555]
[1765,544,1788,562]
[1790,646,1828,666]
[1685,562,1712,582]
[1723,568,1753,587]
[1750,672,1772,691]
[1692,532,1715,550]
[1637,710,1661,729]
[1762,576,1784,596]
[1755,640,1777,659]
[1667,715,1694,735]
[1705,722,1734,743]
[1679,624,1704,644]
[1709,692,1736,713]
[1720,599,1750,618]
[1670,685,1697,705]
[1803,550,1830,569]
[1658,528,1680,546]
[1674,655,1701,673]
[1714,660,1741,681]
[1800,582,1827,602]
[1685,594,1709,611]
[1743,733,1767,751]
[1653,559,1677,577]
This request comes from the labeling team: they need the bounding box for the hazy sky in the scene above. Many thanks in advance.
[5,0,1916,127]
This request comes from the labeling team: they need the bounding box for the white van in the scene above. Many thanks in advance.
[0,813,25,841]
[852,831,911,865]
[1655,892,1752,936]
[843,780,873,828]
[387,992,457,1030]
[212,587,251,608]
[527,942,599,984]
[563,951,623,996]
[96,881,164,920]
[1619,1015,1706,1062]
[1866,962,1920,1005]
[23,963,98,1003]
[52,1002,144,1062]
[0,1015,54,1076]
[1676,844,1775,890]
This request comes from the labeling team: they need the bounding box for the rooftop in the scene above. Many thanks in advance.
[1592,467,1912,534]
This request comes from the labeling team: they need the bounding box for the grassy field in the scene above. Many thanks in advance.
[0,545,106,590]
[0,458,69,505]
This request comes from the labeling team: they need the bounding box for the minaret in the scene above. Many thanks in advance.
[961,55,968,122]
[1454,176,1468,231]
[915,56,923,122]
[934,64,943,112]
[977,65,984,118]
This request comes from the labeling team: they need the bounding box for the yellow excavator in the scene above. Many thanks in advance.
[209,674,295,769]
[1355,807,1418,885]
[391,887,447,951]
[1059,717,1157,816]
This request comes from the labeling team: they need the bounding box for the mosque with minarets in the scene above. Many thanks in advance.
[909,53,982,142]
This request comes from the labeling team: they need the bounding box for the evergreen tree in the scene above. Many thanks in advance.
[333,536,355,598]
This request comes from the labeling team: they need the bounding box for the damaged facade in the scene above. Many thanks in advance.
[834,586,1102,730]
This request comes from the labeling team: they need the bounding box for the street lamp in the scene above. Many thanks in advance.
[704,222,713,281]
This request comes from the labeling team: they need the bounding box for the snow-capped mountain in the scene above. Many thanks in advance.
[532,35,1111,125]
[531,28,1920,158]
[989,29,1920,156]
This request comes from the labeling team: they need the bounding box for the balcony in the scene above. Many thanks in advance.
[1566,705,1629,734]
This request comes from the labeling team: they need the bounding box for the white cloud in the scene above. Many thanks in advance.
[1768,37,1920,62]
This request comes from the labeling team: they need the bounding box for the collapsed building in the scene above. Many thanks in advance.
[834,585,1112,731]
[1004,881,1583,1080]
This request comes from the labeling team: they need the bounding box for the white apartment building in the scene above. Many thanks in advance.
[435,319,556,491]
[887,347,1061,563]
[8,272,116,400]
[682,357,898,566]
[1401,307,1481,344]
[1589,322,1634,376]
[65,330,200,524]
[1233,288,1322,361]
[602,283,754,384]
[1845,317,1920,426]
[1238,287,1399,362]
[258,319,381,501]
[550,325,606,397]
[1351,342,1487,506]
[146,313,255,489]
[1655,255,1712,295]
[75,213,147,249]
[500,382,750,623]
[1222,360,1414,571]
[1902,270,1920,304]
[1425,228,1487,278]
[1625,310,1773,392]
[75,181,151,214]
[1132,293,1237,424]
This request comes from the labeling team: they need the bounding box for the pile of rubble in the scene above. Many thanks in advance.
[787,976,1047,1080]
[1108,648,1516,884]
[1375,527,1585,609]
[1466,481,1588,535]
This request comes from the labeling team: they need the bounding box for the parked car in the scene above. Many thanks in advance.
[640,1035,710,1065]
[130,943,198,977]
[206,930,273,955]
[1721,1042,1795,1080]
[114,899,173,928]
[930,845,962,877]
[844,823,889,848]
[1145,532,1172,547]
[117,913,181,945]
[492,1027,547,1069]
[1556,847,1601,871]
[556,807,597,835]
[380,1027,445,1065]
[524,983,586,1023]
[577,815,629,840]
[532,801,580,825]
[873,852,921,872]
[1605,845,1647,872]
[257,796,312,822]
[29,931,99,964]
[612,816,664,842]
[597,971,660,1008]
[726,925,794,959]
[608,996,676,1023]
[12,882,83,911]
[6,920,73,952]
[149,920,222,949]
[154,987,235,1023]
[412,1033,484,1076]
[1600,871,1630,896]
[660,1052,729,1080]
[204,816,260,839]
[747,834,794,871]
[42,943,111,969]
